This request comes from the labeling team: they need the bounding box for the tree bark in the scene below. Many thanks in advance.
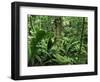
[53,16,63,39]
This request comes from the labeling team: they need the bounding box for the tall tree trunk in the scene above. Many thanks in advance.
[53,16,63,39]
[79,17,85,55]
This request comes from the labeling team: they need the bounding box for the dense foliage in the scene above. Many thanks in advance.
[28,15,88,66]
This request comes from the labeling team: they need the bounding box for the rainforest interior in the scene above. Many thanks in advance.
[27,15,88,66]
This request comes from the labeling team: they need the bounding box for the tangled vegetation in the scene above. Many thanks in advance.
[28,15,88,66]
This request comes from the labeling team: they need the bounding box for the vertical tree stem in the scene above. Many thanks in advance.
[79,17,85,55]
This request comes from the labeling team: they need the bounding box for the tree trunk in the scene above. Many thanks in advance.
[53,16,63,39]
[79,17,85,55]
